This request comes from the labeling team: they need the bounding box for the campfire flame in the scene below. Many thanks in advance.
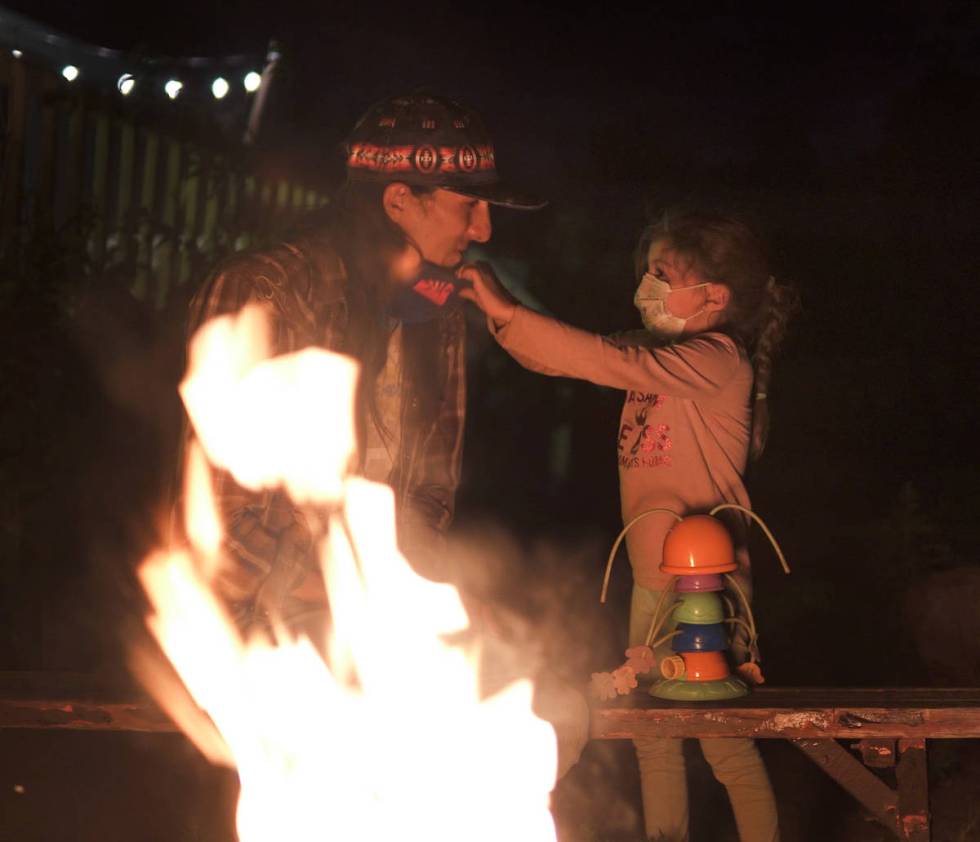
[138,304,558,842]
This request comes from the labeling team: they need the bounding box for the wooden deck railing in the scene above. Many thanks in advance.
[2,675,978,841]
[592,687,980,842]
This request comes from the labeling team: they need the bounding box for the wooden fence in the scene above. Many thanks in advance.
[0,50,327,308]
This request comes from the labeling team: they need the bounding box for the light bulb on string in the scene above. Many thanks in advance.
[243,71,261,93]
[165,79,183,100]
[61,65,79,82]
[211,77,229,99]
[117,74,135,96]
[11,49,23,59]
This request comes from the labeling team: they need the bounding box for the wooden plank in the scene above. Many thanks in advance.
[88,110,110,266]
[858,738,897,768]
[896,739,930,842]
[13,57,49,232]
[132,128,159,301]
[114,119,136,269]
[199,158,221,258]
[0,672,173,733]
[591,688,980,740]
[223,168,240,250]
[0,51,28,251]
[230,172,256,251]
[171,140,195,293]
[175,145,199,285]
[138,129,160,215]
[156,138,182,306]
[260,180,273,220]
[0,698,175,733]
[792,739,900,838]
[34,72,58,225]
[292,182,305,213]
[59,98,85,230]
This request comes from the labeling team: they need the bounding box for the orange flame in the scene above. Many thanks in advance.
[138,304,558,841]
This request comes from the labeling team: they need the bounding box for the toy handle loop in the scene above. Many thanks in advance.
[710,503,791,574]
[600,508,682,603]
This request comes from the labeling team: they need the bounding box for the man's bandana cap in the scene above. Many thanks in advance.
[345,92,545,210]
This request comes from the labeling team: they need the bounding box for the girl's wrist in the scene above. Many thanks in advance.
[492,301,517,329]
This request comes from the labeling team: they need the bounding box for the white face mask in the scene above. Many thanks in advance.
[633,272,710,339]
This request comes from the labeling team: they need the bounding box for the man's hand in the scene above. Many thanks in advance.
[457,262,518,328]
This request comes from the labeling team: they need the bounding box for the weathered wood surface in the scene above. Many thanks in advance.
[4,676,980,740]
[592,687,980,740]
[895,739,930,842]
[790,737,931,841]
[0,698,176,732]
[0,671,175,732]
[791,738,900,832]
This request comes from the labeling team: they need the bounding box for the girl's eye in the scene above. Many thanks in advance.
[652,267,669,282]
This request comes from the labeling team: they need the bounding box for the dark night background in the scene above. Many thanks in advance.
[1,1,979,840]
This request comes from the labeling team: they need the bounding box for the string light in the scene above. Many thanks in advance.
[164,79,183,100]
[117,73,135,95]
[211,77,229,99]
[243,71,262,93]
[11,49,23,59]
[61,65,79,82]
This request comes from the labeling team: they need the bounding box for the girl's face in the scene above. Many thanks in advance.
[637,240,729,337]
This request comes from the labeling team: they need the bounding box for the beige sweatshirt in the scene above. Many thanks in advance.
[493,306,754,591]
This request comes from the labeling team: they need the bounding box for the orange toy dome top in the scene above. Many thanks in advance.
[660,514,736,575]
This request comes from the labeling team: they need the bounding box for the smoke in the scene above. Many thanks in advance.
[446,518,644,835]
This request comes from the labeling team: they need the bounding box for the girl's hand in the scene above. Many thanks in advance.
[457,262,518,328]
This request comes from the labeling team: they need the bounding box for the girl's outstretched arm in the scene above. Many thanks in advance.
[459,263,745,399]
[458,262,567,378]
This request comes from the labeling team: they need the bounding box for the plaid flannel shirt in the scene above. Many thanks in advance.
[181,229,466,619]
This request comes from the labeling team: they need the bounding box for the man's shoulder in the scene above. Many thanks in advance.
[189,226,349,332]
[211,229,346,297]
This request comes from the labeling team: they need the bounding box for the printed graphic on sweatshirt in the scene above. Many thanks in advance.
[618,392,671,468]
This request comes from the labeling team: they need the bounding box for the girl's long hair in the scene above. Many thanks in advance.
[634,210,800,461]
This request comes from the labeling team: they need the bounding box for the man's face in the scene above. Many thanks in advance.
[395,188,492,268]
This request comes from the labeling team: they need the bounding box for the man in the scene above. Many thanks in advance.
[182,92,590,780]
[183,92,544,624]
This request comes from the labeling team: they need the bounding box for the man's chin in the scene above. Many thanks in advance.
[434,254,463,270]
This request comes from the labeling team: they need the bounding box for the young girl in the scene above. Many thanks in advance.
[459,210,797,842]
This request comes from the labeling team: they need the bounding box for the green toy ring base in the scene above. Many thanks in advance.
[649,676,749,701]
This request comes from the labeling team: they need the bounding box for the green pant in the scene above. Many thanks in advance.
[630,585,779,842]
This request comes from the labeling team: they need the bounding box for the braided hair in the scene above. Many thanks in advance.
[634,210,800,460]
